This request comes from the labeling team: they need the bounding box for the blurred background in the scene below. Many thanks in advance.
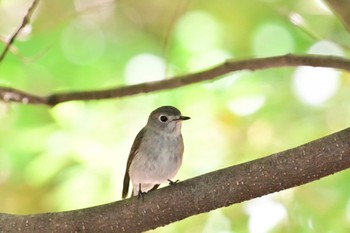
[1,0,350,232]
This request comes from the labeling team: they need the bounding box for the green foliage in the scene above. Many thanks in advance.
[0,0,349,232]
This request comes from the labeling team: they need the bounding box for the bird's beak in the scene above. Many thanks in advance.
[178,116,190,121]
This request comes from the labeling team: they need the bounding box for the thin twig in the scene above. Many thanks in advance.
[0,54,350,106]
[324,0,350,34]
[46,54,350,105]
[0,87,46,105]
[0,0,39,63]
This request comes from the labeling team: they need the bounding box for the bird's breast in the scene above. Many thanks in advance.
[129,131,184,183]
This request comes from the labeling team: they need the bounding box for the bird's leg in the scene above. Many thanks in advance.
[168,179,179,185]
[137,183,146,200]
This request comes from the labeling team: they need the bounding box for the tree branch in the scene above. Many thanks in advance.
[0,0,40,63]
[1,54,350,106]
[324,0,350,34]
[1,127,349,232]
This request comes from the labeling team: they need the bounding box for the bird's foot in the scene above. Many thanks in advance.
[137,183,146,201]
[168,179,179,185]
[137,190,146,200]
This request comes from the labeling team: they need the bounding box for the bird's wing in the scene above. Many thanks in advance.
[122,127,145,199]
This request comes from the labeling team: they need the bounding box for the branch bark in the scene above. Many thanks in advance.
[1,127,349,232]
[1,54,350,106]
[0,0,39,63]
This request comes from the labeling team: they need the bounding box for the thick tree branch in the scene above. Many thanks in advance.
[0,127,349,232]
[0,0,39,63]
[324,0,350,34]
[1,54,350,106]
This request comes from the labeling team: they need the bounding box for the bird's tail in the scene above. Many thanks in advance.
[122,172,130,199]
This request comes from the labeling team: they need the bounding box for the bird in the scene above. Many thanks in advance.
[122,106,190,199]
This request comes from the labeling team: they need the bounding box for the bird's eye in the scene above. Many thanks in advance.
[159,115,168,122]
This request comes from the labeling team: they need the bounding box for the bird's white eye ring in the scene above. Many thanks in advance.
[159,115,168,122]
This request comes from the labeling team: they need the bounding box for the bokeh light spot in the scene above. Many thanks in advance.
[175,11,222,54]
[245,197,287,233]
[293,67,340,106]
[252,23,294,57]
[227,95,265,116]
[247,120,274,149]
[61,19,105,65]
[50,102,86,129]
[292,40,343,106]
[202,210,231,233]
[124,54,165,85]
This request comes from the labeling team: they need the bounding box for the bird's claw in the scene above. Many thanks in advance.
[137,190,146,200]
[168,179,179,185]
[137,183,146,200]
